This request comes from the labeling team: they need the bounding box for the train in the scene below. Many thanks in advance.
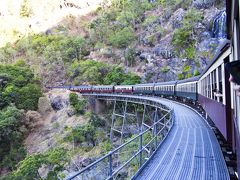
[55,41,235,148]
[65,39,233,148]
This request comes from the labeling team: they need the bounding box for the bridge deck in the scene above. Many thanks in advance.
[83,94,229,180]
[136,98,229,180]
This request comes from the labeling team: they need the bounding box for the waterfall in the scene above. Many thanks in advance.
[212,11,227,39]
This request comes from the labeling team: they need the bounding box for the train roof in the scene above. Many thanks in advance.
[92,85,114,88]
[154,81,177,86]
[134,83,155,87]
[47,86,71,89]
[177,76,200,84]
[115,85,133,87]
[199,39,230,78]
[71,85,92,88]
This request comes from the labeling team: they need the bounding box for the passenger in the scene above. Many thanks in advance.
[229,75,240,96]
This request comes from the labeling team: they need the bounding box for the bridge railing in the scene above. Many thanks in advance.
[66,106,174,180]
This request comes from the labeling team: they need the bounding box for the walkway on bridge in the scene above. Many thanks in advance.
[135,97,229,180]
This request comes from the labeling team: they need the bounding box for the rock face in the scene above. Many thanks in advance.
[25,111,43,129]
[38,97,53,116]
[24,89,88,154]
[40,60,67,88]
[168,8,185,29]
[50,95,69,111]
[131,2,226,83]
[193,0,215,9]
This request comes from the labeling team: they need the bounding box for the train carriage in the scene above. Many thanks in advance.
[114,85,133,94]
[70,85,92,93]
[92,85,114,93]
[133,83,154,95]
[154,81,177,97]
[176,76,199,101]
[198,40,232,142]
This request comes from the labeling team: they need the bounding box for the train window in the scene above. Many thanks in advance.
[207,75,210,98]
[213,70,217,100]
[205,77,207,96]
[203,78,207,96]
[218,66,223,103]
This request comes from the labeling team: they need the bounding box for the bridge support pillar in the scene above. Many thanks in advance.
[88,97,107,114]
[110,99,141,145]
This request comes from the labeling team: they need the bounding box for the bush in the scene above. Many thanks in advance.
[194,69,200,76]
[142,15,158,27]
[12,148,68,180]
[124,48,136,67]
[0,106,25,171]
[103,67,140,85]
[185,46,196,60]
[177,73,184,80]
[183,65,191,73]
[71,124,97,146]
[100,141,112,154]
[108,27,136,48]
[172,27,192,49]
[16,84,42,110]
[69,60,140,85]
[13,154,45,179]
[88,113,105,127]
[0,62,42,110]
[161,66,170,73]
[69,93,86,115]
[172,9,203,59]
[186,73,192,78]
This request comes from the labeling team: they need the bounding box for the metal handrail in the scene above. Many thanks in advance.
[67,99,174,180]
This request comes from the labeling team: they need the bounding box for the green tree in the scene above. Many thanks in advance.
[19,0,33,18]
[103,67,125,85]
[13,154,45,179]
[124,48,135,67]
[71,124,97,146]
[45,148,68,178]
[108,27,135,48]
[88,113,105,127]
[194,69,200,76]
[0,106,25,171]
[69,93,86,114]
[0,62,42,110]
[172,9,203,60]
[16,84,42,110]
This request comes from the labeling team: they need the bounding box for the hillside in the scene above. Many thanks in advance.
[0,0,104,47]
[0,0,226,85]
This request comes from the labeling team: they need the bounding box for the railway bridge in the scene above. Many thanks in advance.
[66,94,230,180]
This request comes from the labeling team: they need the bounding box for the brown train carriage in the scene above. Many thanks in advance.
[198,40,232,143]
[92,85,114,93]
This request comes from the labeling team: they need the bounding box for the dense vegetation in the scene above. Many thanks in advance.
[69,93,87,114]
[4,148,69,180]
[0,33,141,86]
[0,62,42,178]
[69,60,140,85]
[172,9,203,79]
